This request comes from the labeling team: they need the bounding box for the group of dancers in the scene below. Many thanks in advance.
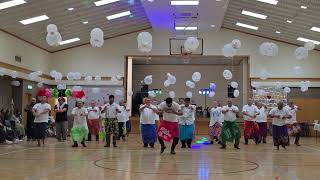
[31,92,301,152]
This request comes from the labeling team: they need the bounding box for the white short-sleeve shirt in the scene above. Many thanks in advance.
[179,105,196,125]
[117,106,129,122]
[72,107,88,128]
[242,105,259,121]
[269,107,291,126]
[140,104,158,124]
[158,101,181,122]
[222,105,239,122]
[285,105,298,124]
[210,107,222,126]
[256,107,268,123]
[87,107,101,120]
[33,103,51,123]
[105,103,120,119]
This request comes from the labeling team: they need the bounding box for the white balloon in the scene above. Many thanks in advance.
[67,72,75,81]
[46,32,62,46]
[95,75,101,81]
[292,66,303,76]
[184,37,200,53]
[148,91,156,98]
[92,87,100,94]
[138,43,152,53]
[300,80,311,89]
[230,81,238,88]
[294,47,308,60]
[115,89,123,96]
[144,75,153,85]
[223,69,233,80]
[209,91,215,97]
[186,91,193,98]
[231,39,242,49]
[47,24,58,33]
[72,86,82,91]
[10,71,18,78]
[167,73,176,85]
[84,75,93,81]
[11,80,20,86]
[50,70,57,78]
[284,87,291,94]
[164,80,170,87]
[192,72,201,82]
[233,89,240,97]
[222,43,237,57]
[74,72,82,80]
[90,28,104,39]
[300,86,308,92]
[169,91,175,99]
[90,37,104,48]
[259,69,269,80]
[137,32,152,46]
[127,91,133,96]
[0,67,6,76]
[54,72,62,82]
[259,42,279,57]
[57,84,65,90]
[28,72,40,81]
[304,41,315,51]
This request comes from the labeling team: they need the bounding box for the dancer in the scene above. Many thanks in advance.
[242,98,260,145]
[87,100,101,141]
[102,95,120,147]
[71,100,89,147]
[179,98,196,148]
[24,98,36,141]
[268,101,291,150]
[157,97,182,154]
[117,100,130,141]
[220,99,240,149]
[32,95,51,147]
[256,102,268,143]
[285,101,301,146]
[140,97,158,148]
[54,97,68,142]
[209,100,222,145]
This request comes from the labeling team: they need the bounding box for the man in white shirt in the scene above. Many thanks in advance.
[117,100,130,141]
[140,97,159,148]
[87,100,101,142]
[32,95,51,147]
[220,99,240,149]
[157,97,182,155]
[255,102,268,144]
[209,101,222,145]
[242,98,260,145]
[268,101,292,150]
[285,101,302,146]
[101,95,121,147]
[179,98,196,148]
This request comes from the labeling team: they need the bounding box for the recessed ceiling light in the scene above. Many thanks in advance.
[297,37,320,45]
[106,11,131,20]
[94,0,120,6]
[256,0,278,5]
[241,10,268,19]
[275,31,281,34]
[310,27,320,32]
[175,26,197,30]
[59,38,80,45]
[286,20,292,23]
[236,22,259,30]
[19,15,49,25]
[211,25,216,28]
[300,5,307,9]
[0,0,26,10]
[171,1,199,5]
[82,21,88,24]
[67,7,74,11]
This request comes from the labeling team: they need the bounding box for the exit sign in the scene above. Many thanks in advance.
[27,85,33,90]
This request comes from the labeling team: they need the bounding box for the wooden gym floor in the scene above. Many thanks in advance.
[1,135,320,180]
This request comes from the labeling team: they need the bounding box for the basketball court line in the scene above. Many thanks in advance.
[0,147,34,156]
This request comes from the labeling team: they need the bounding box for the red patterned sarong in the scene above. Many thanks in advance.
[157,120,179,142]
[88,119,101,135]
[244,120,259,139]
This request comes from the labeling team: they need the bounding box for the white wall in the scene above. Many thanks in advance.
[0,31,52,73]
[51,28,320,78]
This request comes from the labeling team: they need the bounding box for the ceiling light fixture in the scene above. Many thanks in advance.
[297,37,320,45]
[236,22,259,30]
[275,31,281,34]
[300,5,307,9]
[241,10,268,19]
[106,11,131,20]
[19,15,49,25]
[94,0,120,6]
[175,26,197,30]
[59,38,80,45]
[171,1,199,5]
[256,0,278,5]
[310,27,320,33]
[67,7,74,11]
[211,25,216,28]
[82,21,88,24]
[286,20,292,23]
[0,0,26,10]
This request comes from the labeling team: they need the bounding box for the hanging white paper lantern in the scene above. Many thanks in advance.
[90,37,104,48]
[10,71,18,78]
[54,72,62,82]
[259,69,269,80]
[259,42,279,57]
[57,84,65,90]
[144,75,153,85]
[95,75,102,81]
[47,24,58,33]
[138,43,152,53]
[73,72,82,80]
[67,72,75,81]
[233,89,240,97]
[292,66,303,76]
[223,69,233,80]
[28,72,40,81]
[300,86,308,92]
[304,41,315,51]
[115,89,123,96]
[84,75,93,81]
[284,87,291,94]
[169,91,176,99]
[294,47,309,60]
[209,91,215,98]
[148,91,156,98]
[231,39,242,49]
[90,28,104,39]
[50,70,57,78]
[222,43,237,57]
[167,73,176,85]
[137,32,152,46]
[46,32,62,46]
[92,87,100,94]
[186,91,193,98]
[164,80,170,87]
[192,72,201,82]
[184,37,199,53]
[230,81,238,88]
[116,75,122,81]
